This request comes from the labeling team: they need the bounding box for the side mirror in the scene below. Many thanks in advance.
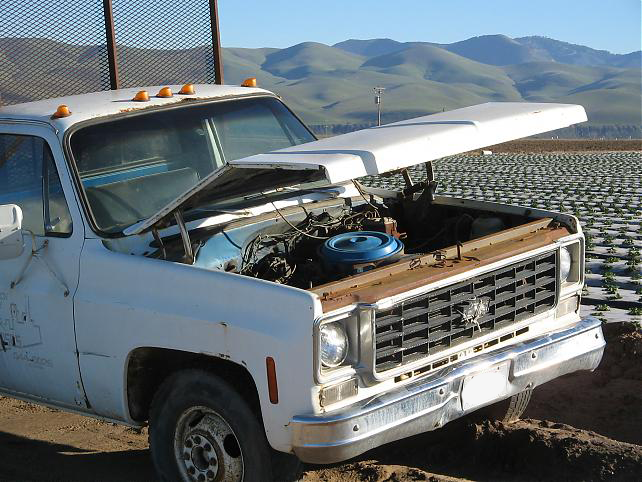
[0,204,25,260]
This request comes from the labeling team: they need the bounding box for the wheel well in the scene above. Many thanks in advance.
[126,347,262,423]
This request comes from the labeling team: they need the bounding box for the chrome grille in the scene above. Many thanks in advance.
[374,252,558,373]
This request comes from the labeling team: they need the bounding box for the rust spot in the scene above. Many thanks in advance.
[409,258,422,270]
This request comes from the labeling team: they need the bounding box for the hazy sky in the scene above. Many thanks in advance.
[0,1,639,54]
[219,0,642,53]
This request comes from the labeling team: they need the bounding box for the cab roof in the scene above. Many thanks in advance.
[0,84,270,130]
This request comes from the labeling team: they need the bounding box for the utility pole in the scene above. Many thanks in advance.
[374,86,385,126]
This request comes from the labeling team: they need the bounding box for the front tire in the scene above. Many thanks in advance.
[481,388,533,423]
[149,369,273,482]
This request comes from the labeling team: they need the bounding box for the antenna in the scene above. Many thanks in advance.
[373,86,385,126]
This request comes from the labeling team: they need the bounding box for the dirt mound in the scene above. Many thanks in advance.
[305,418,642,481]
[457,419,640,481]
[600,322,642,380]
[308,461,468,482]
[525,321,642,445]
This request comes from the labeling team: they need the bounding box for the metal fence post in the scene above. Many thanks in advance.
[208,0,224,84]
[103,0,120,90]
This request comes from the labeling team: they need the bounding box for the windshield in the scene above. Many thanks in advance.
[69,96,316,234]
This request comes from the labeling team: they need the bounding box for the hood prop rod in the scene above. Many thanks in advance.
[152,227,167,260]
[424,161,438,203]
[174,210,194,265]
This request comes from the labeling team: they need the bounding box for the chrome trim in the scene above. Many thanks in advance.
[559,239,585,298]
[293,316,604,464]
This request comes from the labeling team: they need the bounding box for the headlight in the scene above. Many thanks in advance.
[560,247,572,282]
[320,322,348,368]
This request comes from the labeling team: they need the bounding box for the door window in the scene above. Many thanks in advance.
[0,134,72,236]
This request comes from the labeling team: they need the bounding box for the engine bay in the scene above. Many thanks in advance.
[148,191,541,290]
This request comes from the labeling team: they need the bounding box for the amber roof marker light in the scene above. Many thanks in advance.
[52,105,71,119]
[132,90,150,102]
[241,77,257,87]
[179,83,196,95]
[157,87,173,98]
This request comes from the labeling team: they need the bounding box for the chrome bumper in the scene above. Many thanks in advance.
[291,316,605,464]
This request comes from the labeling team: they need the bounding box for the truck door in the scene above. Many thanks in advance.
[0,127,87,409]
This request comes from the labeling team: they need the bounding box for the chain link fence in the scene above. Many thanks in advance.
[0,0,222,106]
[0,1,110,105]
[113,0,217,87]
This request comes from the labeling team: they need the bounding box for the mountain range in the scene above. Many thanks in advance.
[1,34,640,137]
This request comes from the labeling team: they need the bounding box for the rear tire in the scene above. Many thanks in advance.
[480,388,533,423]
[149,369,285,481]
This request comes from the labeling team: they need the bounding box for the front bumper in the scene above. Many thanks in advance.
[291,316,605,464]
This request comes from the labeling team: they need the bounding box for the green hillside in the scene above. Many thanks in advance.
[443,34,551,66]
[1,35,640,137]
[261,42,364,79]
[219,37,641,131]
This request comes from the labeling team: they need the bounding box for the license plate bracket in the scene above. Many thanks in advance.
[461,361,510,411]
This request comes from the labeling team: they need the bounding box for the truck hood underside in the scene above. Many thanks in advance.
[125,102,586,235]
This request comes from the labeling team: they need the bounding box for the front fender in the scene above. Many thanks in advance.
[75,239,321,451]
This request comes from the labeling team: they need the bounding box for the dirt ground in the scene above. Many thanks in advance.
[481,139,641,153]
[0,322,640,482]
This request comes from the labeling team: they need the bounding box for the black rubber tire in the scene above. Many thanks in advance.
[271,449,304,482]
[149,368,277,482]
[481,388,533,423]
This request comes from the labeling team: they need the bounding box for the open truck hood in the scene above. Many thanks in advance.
[125,102,586,235]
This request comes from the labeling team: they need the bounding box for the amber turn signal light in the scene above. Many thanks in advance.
[157,87,173,98]
[266,357,279,404]
[132,90,150,102]
[179,83,195,95]
[241,77,257,87]
[52,105,71,118]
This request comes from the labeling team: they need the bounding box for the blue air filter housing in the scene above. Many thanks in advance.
[321,231,404,267]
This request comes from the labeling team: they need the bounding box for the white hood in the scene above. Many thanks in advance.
[231,102,586,182]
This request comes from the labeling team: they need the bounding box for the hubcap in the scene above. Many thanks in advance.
[174,406,243,482]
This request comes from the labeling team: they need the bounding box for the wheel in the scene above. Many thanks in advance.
[149,369,298,482]
[480,388,533,423]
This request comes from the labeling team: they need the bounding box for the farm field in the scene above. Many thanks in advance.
[0,149,640,481]
[364,150,642,325]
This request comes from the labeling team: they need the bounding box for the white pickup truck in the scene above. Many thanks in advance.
[0,83,605,481]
